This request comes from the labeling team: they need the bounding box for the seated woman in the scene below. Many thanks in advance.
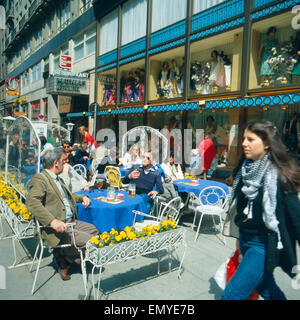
[122,144,142,168]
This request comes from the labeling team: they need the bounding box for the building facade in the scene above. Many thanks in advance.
[1,0,300,174]
[0,0,97,142]
[89,0,300,173]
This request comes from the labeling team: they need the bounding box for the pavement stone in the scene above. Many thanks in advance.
[0,213,299,301]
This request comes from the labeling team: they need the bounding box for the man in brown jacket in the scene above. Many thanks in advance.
[26,147,98,280]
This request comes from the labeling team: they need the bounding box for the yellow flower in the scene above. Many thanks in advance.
[115,235,122,242]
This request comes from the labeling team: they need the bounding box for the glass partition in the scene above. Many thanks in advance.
[6,116,41,197]
[0,114,5,171]
[249,12,299,89]
[189,28,243,96]
[148,46,185,101]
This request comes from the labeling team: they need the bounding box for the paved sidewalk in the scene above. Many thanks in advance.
[0,213,299,300]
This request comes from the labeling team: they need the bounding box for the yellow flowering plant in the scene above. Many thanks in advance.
[0,174,32,221]
[90,219,177,249]
[184,172,195,179]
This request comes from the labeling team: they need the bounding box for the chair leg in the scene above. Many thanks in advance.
[29,242,40,272]
[192,211,197,231]
[31,245,44,295]
[194,212,204,242]
[218,215,226,245]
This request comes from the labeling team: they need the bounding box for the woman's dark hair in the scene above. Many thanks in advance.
[233,120,300,192]
[267,26,277,36]
[211,50,219,58]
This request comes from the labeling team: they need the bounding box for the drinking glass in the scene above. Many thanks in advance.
[128,183,136,197]
[107,187,116,201]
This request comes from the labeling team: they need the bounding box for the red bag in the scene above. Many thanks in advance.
[226,249,259,300]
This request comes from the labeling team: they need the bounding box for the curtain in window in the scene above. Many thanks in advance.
[151,0,187,33]
[100,9,118,55]
[121,0,147,45]
[193,0,225,15]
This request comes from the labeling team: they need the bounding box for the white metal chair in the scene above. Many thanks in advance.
[191,186,228,244]
[73,164,87,179]
[30,219,84,295]
[133,196,182,232]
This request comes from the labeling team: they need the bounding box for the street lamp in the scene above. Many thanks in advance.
[4,116,16,184]
[66,122,75,132]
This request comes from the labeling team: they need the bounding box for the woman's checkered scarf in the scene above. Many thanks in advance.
[230,153,283,249]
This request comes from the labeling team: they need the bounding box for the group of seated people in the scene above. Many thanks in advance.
[25,139,188,281]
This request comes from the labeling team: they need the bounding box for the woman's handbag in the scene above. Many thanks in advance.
[214,249,259,300]
[227,249,259,300]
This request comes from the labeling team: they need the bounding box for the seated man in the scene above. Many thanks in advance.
[122,152,164,213]
[26,147,98,281]
[152,158,181,215]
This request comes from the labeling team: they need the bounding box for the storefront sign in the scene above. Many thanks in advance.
[59,95,72,113]
[6,90,20,96]
[46,75,89,95]
[12,112,27,116]
[5,77,19,91]
[59,55,72,69]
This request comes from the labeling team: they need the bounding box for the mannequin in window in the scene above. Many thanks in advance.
[258,26,278,86]
[108,80,116,105]
[170,59,180,97]
[292,32,300,84]
[220,51,232,89]
[157,61,171,98]
[208,50,224,92]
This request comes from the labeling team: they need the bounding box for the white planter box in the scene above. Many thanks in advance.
[83,227,187,300]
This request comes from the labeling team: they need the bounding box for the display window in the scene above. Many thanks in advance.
[189,28,243,96]
[148,46,185,101]
[187,109,241,169]
[97,68,117,107]
[120,59,145,104]
[249,12,300,90]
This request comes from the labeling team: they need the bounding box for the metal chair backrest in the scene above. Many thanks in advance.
[73,164,87,179]
[159,196,182,224]
[104,166,121,188]
[90,158,104,177]
[198,186,228,209]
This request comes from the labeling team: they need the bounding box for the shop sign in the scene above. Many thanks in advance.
[59,95,72,113]
[59,55,72,69]
[46,75,89,95]
[5,77,19,91]
[6,90,20,96]
[12,112,27,116]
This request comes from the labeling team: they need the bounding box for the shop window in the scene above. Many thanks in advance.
[187,109,241,169]
[98,68,117,107]
[120,59,145,104]
[31,100,41,120]
[148,46,185,101]
[249,12,300,90]
[119,113,144,131]
[189,29,242,96]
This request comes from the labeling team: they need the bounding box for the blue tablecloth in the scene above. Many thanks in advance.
[76,189,147,233]
[173,179,229,198]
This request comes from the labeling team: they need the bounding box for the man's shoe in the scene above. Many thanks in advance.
[58,257,71,281]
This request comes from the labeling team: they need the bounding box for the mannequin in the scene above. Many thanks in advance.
[258,26,278,86]
[208,50,223,92]
[170,59,180,97]
[157,61,171,98]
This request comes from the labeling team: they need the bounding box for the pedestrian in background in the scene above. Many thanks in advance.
[222,120,300,300]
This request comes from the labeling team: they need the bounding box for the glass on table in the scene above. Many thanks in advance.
[128,183,136,197]
[107,187,116,201]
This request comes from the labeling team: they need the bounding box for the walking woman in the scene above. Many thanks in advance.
[222,120,300,300]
